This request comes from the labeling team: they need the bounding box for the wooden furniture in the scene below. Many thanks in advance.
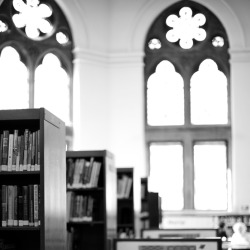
[66,150,117,250]
[114,238,222,250]
[0,108,66,250]
[117,167,134,238]
[140,178,162,230]
[141,228,218,238]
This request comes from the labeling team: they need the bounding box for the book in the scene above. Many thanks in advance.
[17,186,23,226]
[13,185,18,226]
[28,184,34,226]
[19,135,24,171]
[7,185,14,226]
[2,130,9,171]
[22,185,29,226]
[0,133,3,171]
[23,129,29,171]
[91,161,102,187]
[7,134,14,172]
[125,177,133,198]
[27,132,32,171]
[33,184,39,227]
[16,135,21,171]
[12,130,18,171]
[1,185,8,227]
[31,131,36,171]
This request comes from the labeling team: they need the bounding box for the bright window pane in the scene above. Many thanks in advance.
[34,53,71,125]
[191,59,228,124]
[147,60,184,126]
[194,141,228,210]
[148,143,184,210]
[0,46,29,109]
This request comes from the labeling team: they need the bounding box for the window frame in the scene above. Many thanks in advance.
[0,0,74,148]
[144,0,231,211]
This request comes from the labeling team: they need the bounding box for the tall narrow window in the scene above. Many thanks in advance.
[0,0,74,147]
[34,53,71,125]
[145,1,231,211]
[0,46,29,109]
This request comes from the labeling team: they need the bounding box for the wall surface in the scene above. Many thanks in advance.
[56,0,250,216]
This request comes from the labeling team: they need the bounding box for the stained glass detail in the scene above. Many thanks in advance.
[194,142,228,210]
[147,60,184,125]
[212,36,224,47]
[149,143,184,210]
[0,20,8,32]
[0,46,29,109]
[34,53,71,125]
[56,31,69,45]
[148,38,161,50]
[190,59,228,124]
[12,0,53,39]
[166,7,206,49]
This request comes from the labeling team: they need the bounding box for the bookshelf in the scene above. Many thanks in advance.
[0,108,66,250]
[140,178,162,230]
[66,150,117,250]
[117,167,134,238]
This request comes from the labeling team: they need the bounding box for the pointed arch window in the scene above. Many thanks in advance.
[145,1,231,211]
[0,0,73,148]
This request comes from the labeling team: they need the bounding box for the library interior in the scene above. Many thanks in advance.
[0,0,250,250]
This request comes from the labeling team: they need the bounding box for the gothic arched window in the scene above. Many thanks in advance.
[0,0,74,148]
[145,1,231,211]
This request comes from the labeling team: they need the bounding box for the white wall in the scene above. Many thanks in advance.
[57,0,250,214]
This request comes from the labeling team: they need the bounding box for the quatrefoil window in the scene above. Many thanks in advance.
[166,6,206,49]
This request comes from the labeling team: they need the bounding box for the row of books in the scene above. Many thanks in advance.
[219,215,250,226]
[0,238,16,250]
[67,192,94,222]
[67,157,101,188]
[1,184,40,227]
[117,175,133,199]
[0,129,40,172]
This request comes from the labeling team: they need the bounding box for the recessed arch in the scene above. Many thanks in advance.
[130,0,245,52]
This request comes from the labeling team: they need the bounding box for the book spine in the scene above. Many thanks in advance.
[7,134,14,172]
[12,130,18,171]
[1,130,9,171]
[22,185,29,226]
[28,184,34,226]
[31,132,35,171]
[16,135,21,171]
[27,132,32,171]
[0,133,3,172]
[19,135,24,171]
[23,129,29,171]
[1,185,7,227]
[17,186,23,226]
[33,184,39,227]
[7,185,14,226]
[37,130,40,171]
[13,185,18,226]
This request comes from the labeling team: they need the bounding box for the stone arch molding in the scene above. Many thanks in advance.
[54,0,89,50]
[130,0,245,52]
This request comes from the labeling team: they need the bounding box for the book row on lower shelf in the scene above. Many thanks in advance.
[0,129,40,172]
[0,238,16,250]
[67,192,96,222]
[67,157,101,188]
[1,184,40,227]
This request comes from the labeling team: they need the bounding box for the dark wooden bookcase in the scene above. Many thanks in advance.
[66,150,117,250]
[140,178,161,231]
[0,108,67,250]
[117,167,134,238]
